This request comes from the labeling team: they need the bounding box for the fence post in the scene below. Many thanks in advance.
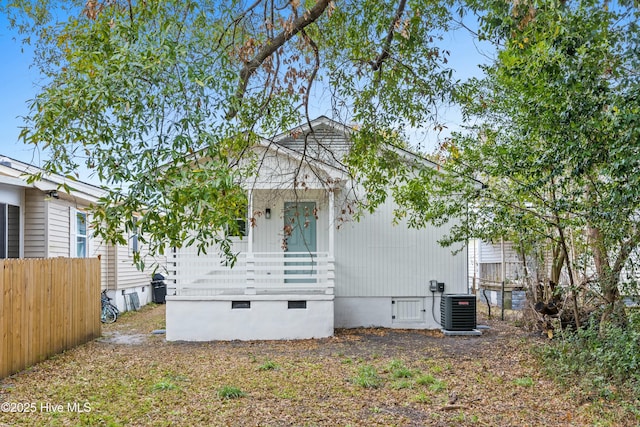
[501,280,505,321]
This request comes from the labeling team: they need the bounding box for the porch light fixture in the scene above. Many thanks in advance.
[265,208,271,219]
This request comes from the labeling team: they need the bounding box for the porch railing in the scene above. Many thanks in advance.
[166,250,335,296]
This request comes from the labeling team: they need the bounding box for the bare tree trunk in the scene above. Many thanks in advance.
[558,230,580,329]
[550,241,565,287]
[550,183,580,328]
[592,225,640,330]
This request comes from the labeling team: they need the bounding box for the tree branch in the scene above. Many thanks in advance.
[226,0,331,119]
[369,0,407,71]
[611,226,640,277]
[300,28,320,121]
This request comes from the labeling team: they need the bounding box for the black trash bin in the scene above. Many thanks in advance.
[151,273,166,304]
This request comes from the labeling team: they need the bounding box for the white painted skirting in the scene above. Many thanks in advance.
[335,296,444,330]
[106,285,152,313]
[166,294,334,341]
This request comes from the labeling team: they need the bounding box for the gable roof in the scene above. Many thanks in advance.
[0,155,106,204]
[272,116,354,144]
[263,116,483,189]
[268,115,441,170]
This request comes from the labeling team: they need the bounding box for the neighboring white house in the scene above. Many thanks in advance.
[166,117,470,341]
[470,239,528,309]
[473,237,640,308]
[474,240,523,283]
[0,155,152,312]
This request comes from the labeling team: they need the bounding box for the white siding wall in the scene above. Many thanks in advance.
[162,119,481,335]
[477,240,524,283]
[23,189,45,258]
[334,192,467,298]
[114,244,151,289]
[247,146,337,190]
[88,238,111,293]
[41,196,150,298]
[46,199,72,257]
[478,240,520,264]
[44,197,103,259]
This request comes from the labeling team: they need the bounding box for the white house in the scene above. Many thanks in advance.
[470,239,528,309]
[0,155,153,312]
[165,117,470,341]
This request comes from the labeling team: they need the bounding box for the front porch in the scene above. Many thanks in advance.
[166,251,335,296]
[165,186,339,341]
[165,251,336,341]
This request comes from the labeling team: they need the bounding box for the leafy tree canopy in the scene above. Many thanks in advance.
[4,0,460,266]
[403,0,640,325]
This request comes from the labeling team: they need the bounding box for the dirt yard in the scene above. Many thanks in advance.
[0,304,636,426]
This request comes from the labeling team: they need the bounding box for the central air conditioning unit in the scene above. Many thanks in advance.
[441,294,476,331]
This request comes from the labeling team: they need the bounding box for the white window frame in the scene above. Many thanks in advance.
[71,208,90,258]
[128,216,139,257]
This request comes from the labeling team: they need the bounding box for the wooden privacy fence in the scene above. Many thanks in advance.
[0,258,101,379]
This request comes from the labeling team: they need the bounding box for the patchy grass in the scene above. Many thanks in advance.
[428,378,447,393]
[513,377,534,387]
[0,304,638,426]
[351,365,383,389]
[412,391,431,404]
[257,360,279,371]
[416,373,437,386]
[391,379,413,390]
[152,380,179,391]
[387,360,414,379]
[217,385,246,399]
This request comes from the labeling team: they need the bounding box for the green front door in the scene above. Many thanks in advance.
[284,202,317,283]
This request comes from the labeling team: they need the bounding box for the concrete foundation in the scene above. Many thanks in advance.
[166,294,334,341]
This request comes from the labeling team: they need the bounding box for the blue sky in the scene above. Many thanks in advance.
[0,11,492,180]
[0,12,42,166]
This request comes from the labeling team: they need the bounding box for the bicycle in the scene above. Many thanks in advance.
[101,289,119,324]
